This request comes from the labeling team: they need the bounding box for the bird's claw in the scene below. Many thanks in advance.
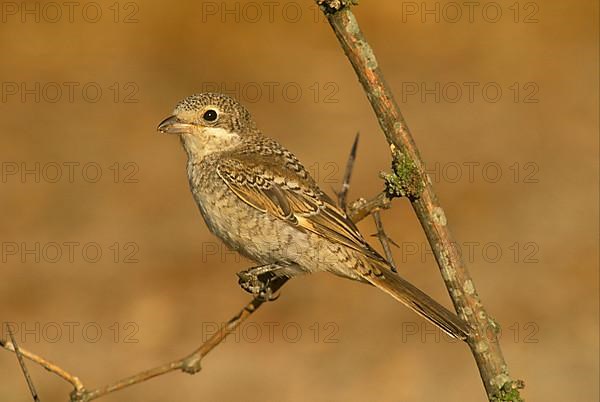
[237,270,280,301]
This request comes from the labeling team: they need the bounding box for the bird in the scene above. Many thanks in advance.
[157,92,469,341]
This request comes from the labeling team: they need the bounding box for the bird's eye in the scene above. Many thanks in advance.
[203,109,218,122]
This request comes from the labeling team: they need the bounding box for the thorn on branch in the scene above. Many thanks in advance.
[338,132,360,211]
[381,149,424,201]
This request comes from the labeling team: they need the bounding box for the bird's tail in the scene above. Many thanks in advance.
[360,258,470,341]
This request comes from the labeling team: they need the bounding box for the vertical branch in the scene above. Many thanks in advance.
[315,1,523,400]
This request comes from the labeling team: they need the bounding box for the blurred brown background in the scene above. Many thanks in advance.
[0,0,598,401]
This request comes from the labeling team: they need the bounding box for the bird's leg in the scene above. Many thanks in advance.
[237,263,288,301]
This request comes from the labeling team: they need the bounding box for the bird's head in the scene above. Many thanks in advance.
[157,93,259,160]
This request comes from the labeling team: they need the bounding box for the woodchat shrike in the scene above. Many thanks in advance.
[158,93,468,340]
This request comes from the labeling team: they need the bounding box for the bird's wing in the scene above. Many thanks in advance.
[216,152,384,263]
[217,146,469,341]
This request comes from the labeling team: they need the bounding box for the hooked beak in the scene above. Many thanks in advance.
[157,115,194,134]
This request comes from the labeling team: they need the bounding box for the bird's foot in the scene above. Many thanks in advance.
[237,264,284,302]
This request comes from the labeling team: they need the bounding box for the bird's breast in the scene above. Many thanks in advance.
[186,160,284,263]
[184,159,365,279]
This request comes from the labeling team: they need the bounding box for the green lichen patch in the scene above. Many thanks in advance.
[381,150,424,200]
[491,380,525,402]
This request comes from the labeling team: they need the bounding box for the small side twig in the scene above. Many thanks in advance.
[347,192,390,222]
[73,277,288,401]
[371,210,398,272]
[0,337,84,393]
[6,324,41,402]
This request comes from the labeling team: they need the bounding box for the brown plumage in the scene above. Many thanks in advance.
[158,93,469,341]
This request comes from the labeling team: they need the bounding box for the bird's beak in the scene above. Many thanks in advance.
[157,115,194,134]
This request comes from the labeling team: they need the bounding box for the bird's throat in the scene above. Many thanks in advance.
[179,128,242,162]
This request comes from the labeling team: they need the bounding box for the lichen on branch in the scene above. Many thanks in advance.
[490,380,525,402]
[381,149,424,200]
